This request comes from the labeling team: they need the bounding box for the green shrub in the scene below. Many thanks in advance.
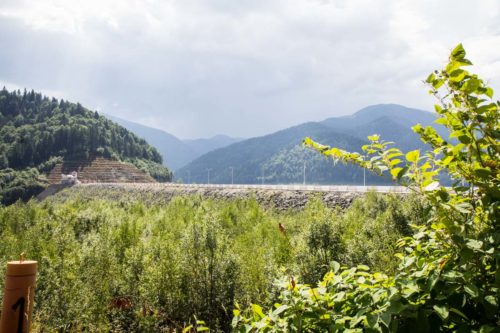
[126,157,172,182]
[0,190,420,331]
[0,168,47,206]
[36,156,64,174]
[233,44,499,332]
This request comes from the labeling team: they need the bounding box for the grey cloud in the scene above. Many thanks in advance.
[0,0,499,138]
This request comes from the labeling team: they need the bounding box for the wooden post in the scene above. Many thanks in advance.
[0,257,37,333]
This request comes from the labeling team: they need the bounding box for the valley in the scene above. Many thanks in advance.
[0,40,497,332]
[112,103,442,186]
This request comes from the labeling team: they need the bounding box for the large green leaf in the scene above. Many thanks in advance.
[433,304,449,320]
[405,150,420,163]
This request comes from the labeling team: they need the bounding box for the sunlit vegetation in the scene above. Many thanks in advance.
[0,44,496,333]
[234,45,499,332]
[0,193,424,331]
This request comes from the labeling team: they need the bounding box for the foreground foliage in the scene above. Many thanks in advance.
[233,45,499,331]
[0,192,421,332]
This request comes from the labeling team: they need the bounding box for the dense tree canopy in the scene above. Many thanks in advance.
[0,88,171,205]
[0,88,163,169]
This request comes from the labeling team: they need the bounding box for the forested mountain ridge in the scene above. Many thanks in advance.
[0,88,165,168]
[177,104,441,185]
[321,104,445,151]
[0,88,171,205]
[177,122,380,184]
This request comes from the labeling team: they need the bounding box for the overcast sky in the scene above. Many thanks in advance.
[0,0,499,139]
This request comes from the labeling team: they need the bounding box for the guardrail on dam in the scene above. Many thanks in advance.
[78,182,410,193]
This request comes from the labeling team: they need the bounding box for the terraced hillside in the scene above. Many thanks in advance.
[0,88,171,205]
[47,157,155,184]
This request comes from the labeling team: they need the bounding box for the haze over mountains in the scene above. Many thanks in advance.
[108,115,243,169]
[110,103,444,184]
[176,104,443,185]
[183,135,243,159]
[0,87,446,189]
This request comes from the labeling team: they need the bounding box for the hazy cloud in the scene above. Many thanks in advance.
[1,0,499,138]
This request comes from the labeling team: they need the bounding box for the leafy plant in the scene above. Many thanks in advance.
[0,168,47,206]
[233,44,499,331]
[0,189,418,331]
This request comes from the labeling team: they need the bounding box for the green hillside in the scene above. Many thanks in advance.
[321,104,446,151]
[177,104,443,185]
[0,88,171,205]
[177,122,385,184]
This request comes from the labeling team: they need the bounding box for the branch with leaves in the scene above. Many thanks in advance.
[233,44,499,332]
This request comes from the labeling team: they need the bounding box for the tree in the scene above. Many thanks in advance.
[233,44,499,331]
[0,86,171,203]
[0,153,7,169]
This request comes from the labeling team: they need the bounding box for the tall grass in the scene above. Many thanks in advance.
[0,193,427,331]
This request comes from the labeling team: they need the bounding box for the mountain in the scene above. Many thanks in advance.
[108,116,243,170]
[0,88,170,205]
[177,122,377,185]
[107,115,193,170]
[321,104,446,151]
[177,104,444,185]
[183,135,244,158]
[322,104,436,130]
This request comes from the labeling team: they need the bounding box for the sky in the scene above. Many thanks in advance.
[0,0,499,139]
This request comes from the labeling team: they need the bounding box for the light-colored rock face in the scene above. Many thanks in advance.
[47,158,155,184]
[44,183,394,210]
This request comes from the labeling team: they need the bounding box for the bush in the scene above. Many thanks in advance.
[233,44,499,332]
[0,168,47,206]
[0,191,419,331]
[36,156,64,173]
[126,158,172,182]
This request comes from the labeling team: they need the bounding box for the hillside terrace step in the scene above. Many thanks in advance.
[47,157,155,184]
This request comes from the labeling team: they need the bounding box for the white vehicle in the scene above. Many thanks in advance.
[61,171,81,185]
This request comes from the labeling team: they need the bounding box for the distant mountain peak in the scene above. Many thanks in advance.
[352,103,433,117]
[176,103,445,185]
[183,133,243,142]
[106,115,244,170]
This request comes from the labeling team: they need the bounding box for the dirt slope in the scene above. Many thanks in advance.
[47,157,155,184]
